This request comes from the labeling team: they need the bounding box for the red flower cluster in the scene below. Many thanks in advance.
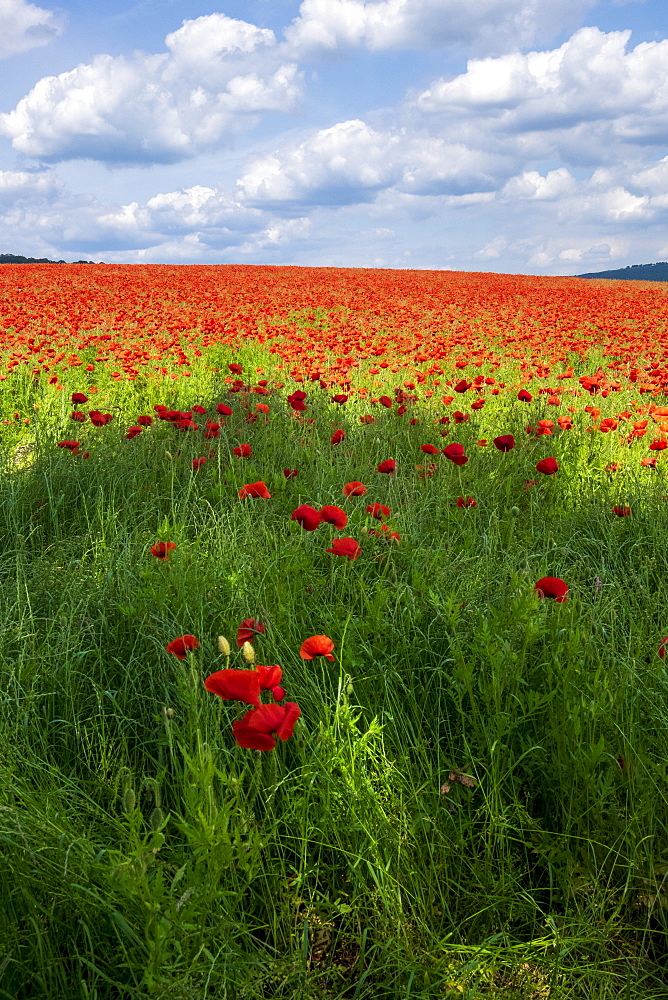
[291,504,347,531]
[204,619,302,750]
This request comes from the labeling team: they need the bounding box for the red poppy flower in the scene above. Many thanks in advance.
[455,496,477,507]
[232,701,301,750]
[367,502,391,520]
[233,444,252,457]
[452,411,469,424]
[326,537,362,560]
[125,426,143,439]
[332,394,348,404]
[343,481,367,496]
[300,635,335,660]
[517,389,532,402]
[283,468,298,478]
[493,434,515,452]
[292,504,322,531]
[454,380,471,393]
[58,440,80,452]
[649,438,668,451]
[658,637,668,659]
[238,481,271,498]
[379,396,393,407]
[288,391,307,411]
[237,618,266,646]
[534,577,568,602]
[192,405,207,415]
[360,414,374,424]
[377,459,396,474]
[255,664,282,689]
[216,403,233,416]
[71,411,86,422]
[89,411,113,426]
[229,363,243,374]
[137,415,153,426]
[204,669,261,707]
[641,456,657,468]
[192,457,207,470]
[442,443,468,466]
[599,418,618,433]
[536,457,559,475]
[612,505,631,516]
[272,685,285,702]
[420,444,439,455]
[318,505,347,529]
[331,429,346,445]
[166,634,200,659]
[557,416,572,430]
[151,541,177,560]
[71,392,88,404]
[203,422,220,439]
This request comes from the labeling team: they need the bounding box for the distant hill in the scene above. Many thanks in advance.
[577,262,668,281]
[0,253,94,264]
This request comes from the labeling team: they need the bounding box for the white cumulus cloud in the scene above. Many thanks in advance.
[237,119,512,207]
[413,27,668,160]
[0,0,63,59]
[283,0,595,56]
[501,168,576,201]
[0,13,303,163]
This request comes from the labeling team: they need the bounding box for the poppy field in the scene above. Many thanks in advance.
[1,264,668,999]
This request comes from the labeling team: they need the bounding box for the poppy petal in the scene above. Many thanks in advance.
[204,669,261,706]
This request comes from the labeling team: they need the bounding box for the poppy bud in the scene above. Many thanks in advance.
[510,506,520,516]
[163,706,174,720]
[122,788,136,814]
[241,640,255,664]
[218,635,231,657]
[149,806,165,831]
[165,451,173,461]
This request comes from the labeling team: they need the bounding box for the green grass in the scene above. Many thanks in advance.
[1,349,667,999]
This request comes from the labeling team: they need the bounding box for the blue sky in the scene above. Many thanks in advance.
[0,0,667,273]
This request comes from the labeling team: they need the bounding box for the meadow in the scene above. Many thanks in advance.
[0,263,667,999]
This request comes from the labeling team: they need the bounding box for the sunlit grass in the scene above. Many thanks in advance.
[1,343,667,999]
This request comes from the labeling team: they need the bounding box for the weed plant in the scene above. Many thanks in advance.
[0,344,667,1000]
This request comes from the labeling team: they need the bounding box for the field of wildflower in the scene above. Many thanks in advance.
[1,264,668,999]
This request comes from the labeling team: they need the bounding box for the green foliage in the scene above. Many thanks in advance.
[1,352,667,999]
